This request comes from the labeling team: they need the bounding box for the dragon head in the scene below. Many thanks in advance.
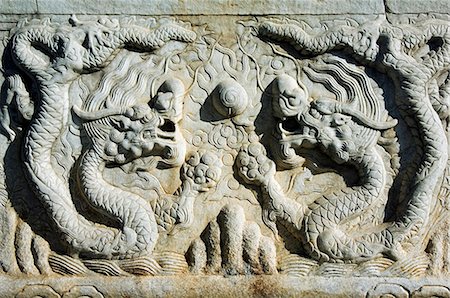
[271,74,397,167]
[75,78,187,167]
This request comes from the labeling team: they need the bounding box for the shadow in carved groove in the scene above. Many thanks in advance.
[0,14,449,279]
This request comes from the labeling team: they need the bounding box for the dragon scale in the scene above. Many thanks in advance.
[259,19,450,262]
[11,19,195,259]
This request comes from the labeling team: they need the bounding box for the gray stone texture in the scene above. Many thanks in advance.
[0,0,450,297]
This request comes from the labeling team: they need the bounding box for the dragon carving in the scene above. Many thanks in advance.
[8,16,196,259]
[1,13,450,277]
[247,17,450,262]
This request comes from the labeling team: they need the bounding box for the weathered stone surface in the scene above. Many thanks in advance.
[0,0,450,297]
[2,276,450,297]
[0,0,386,15]
[385,0,450,14]
[0,0,37,14]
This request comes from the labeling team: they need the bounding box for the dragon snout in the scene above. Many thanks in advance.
[152,119,186,167]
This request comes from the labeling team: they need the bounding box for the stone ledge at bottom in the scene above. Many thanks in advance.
[3,275,450,297]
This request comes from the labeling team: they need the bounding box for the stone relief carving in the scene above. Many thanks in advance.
[0,14,449,287]
[257,17,450,265]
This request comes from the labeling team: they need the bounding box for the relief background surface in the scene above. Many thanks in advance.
[0,1,450,297]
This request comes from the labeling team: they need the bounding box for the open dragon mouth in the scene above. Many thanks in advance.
[155,119,177,141]
[275,116,318,147]
[151,118,186,167]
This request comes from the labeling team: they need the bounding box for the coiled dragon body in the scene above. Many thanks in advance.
[257,18,450,262]
[10,17,196,259]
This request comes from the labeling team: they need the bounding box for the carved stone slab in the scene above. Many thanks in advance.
[0,1,450,297]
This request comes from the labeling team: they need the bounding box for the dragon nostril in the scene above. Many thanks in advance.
[159,120,175,132]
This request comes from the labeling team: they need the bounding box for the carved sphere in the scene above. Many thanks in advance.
[212,78,249,118]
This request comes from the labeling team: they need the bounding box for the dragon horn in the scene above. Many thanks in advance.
[313,99,397,130]
[72,105,127,121]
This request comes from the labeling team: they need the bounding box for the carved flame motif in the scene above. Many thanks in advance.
[0,15,449,281]
[259,17,450,264]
